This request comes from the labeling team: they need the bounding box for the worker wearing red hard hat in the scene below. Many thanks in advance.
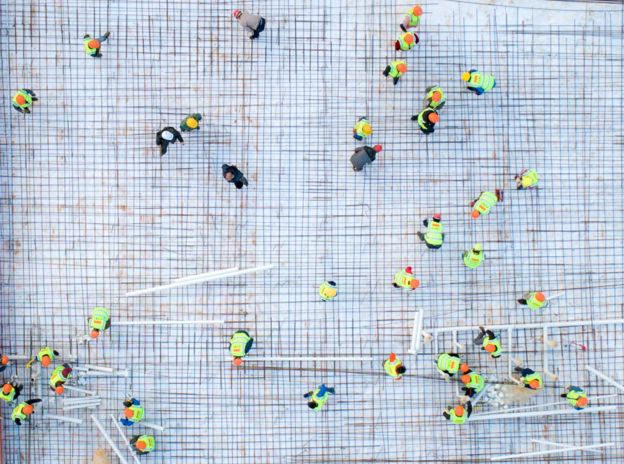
[12,89,38,114]
[233,9,266,40]
[351,144,382,172]
[83,32,110,57]
[401,5,423,32]
[417,213,444,249]
[392,266,420,291]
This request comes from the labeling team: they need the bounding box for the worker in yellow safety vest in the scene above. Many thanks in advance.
[89,307,111,339]
[436,353,461,377]
[130,435,156,455]
[463,243,485,269]
[461,69,496,95]
[470,190,502,219]
[417,213,444,249]
[319,280,338,301]
[412,107,439,135]
[443,402,472,424]
[304,384,336,410]
[517,291,548,311]
[475,327,502,359]
[400,5,423,32]
[353,117,372,141]
[515,169,539,190]
[384,353,406,380]
[121,398,145,426]
[395,31,418,51]
[83,32,110,57]
[11,399,41,426]
[561,386,589,410]
[37,346,59,368]
[383,61,407,86]
[49,364,73,395]
[12,89,38,114]
[230,330,254,366]
[0,382,22,403]
[180,113,202,132]
[392,266,420,291]
[461,369,485,397]
[424,86,446,110]
[515,367,543,390]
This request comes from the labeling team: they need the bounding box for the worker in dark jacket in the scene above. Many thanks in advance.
[222,164,249,189]
[411,108,439,134]
[156,127,184,156]
[233,9,266,39]
[351,145,382,172]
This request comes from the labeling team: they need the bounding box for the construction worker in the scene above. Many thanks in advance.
[230,330,254,366]
[395,31,419,51]
[417,213,444,249]
[475,327,502,359]
[436,353,461,377]
[83,32,110,57]
[351,145,382,172]
[461,368,485,397]
[384,353,406,380]
[303,384,335,410]
[49,364,72,395]
[411,107,439,135]
[130,435,156,455]
[515,367,543,390]
[515,169,539,190]
[11,399,41,426]
[319,280,338,301]
[463,243,484,269]
[470,190,502,219]
[180,113,202,132]
[233,9,266,40]
[120,398,144,426]
[0,353,9,373]
[392,266,420,291]
[36,346,59,367]
[561,386,589,410]
[517,291,548,311]
[400,5,423,32]
[443,402,472,424]
[89,307,111,339]
[222,164,249,189]
[424,86,446,110]
[156,126,184,156]
[0,382,23,403]
[12,89,38,114]
[383,61,407,86]
[353,117,372,141]
[461,69,496,95]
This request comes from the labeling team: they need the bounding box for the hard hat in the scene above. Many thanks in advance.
[454,405,465,416]
[485,343,496,353]
[529,379,540,389]
[88,39,100,49]
[410,279,420,289]
[405,266,413,274]
[2,384,12,394]
[389,352,396,362]
[471,210,480,219]
[90,329,100,339]
[362,124,372,135]
[124,408,134,418]
[233,9,242,18]
[461,374,470,384]
[15,94,26,105]
[460,363,470,373]
[404,33,414,44]
[432,91,442,102]
[1,355,8,365]
[373,144,382,153]
[23,404,34,415]
[535,292,546,302]
[433,213,442,220]
[461,72,471,82]
[41,355,51,367]
[161,130,175,141]
[136,440,147,451]
[186,117,198,129]
[413,6,423,16]
[233,357,243,367]
[428,112,439,123]
[55,385,65,395]
[577,397,589,407]
[396,63,407,73]
[473,243,483,252]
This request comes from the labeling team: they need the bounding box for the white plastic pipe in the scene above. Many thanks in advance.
[172,267,239,283]
[114,319,224,326]
[62,396,101,405]
[471,384,490,408]
[142,421,166,432]
[124,264,275,297]
[491,442,614,461]
[84,364,117,373]
[546,291,565,301]
[63,385,97,396]
[586,366,624,392]
[42,414,83,425]
[91,415,129,464]
[408,309,424,355]
[532,439,602,454]
[433,318,624,334]
[111,415,142,464]
[470,405,616,421]
[5,355,30,361]
[246,357,375,362]
[63,403,100,411]
[479,395,618,416]
[78,370,129,378]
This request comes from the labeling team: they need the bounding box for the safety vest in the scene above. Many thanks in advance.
[311,388,330,410]
[425,87,446,109]
[90,307,110,331]
[0,384,16,402]
[83,38,99,55]
[12,91,32,109]
[11,403,28,423]
[521,169,539,188]
[436,353,460,374]
[405,9,421,28]
[473,191,497,216]
[424,221,444,246]
[464,249,484,269]
[483,335,502,358]
[448,409,467,424]
[230,331,252,358]
[398,32,416,51]
[566,389,588,408]
[353,119,371,139]
[388,61,406,79]
[135,435,156,453]
[417,109,436,132]
[465,373,485,392]
[319,281,337,301]
[49,366,71,389]
[393,269,415,289]
[527,293,547,311]
[37,346,55,364]
[523,372,543,389]
[467,72,495,93]
[384,358,403,379]
[126,405,145,423]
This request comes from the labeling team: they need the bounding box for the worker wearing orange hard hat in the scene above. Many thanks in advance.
[229,330,254,366]
[392,266,420,291]
[470,190,502,219]
[561,386,589,410]
[130,434,156,454]
[12,89,38,113]
[475,327,502,359]
[395,31,419,51]
[0,382,23,403]
[443,401,472,424]
[0,353,9,373]
[384,353,407,380]
[383,61,407,86]
[460,368,485,397]
[11,398,41,426]
[83,32,110,57]
[517,291,548,311]
[401,5,423,32]
[120,398,145,426]
[353,117,373,141]
[412,107,439,135]
[89,307,111,340]
[49,364,72,395]
[36,346,59,368]
[515,367,543,390]
[424,86,446,110]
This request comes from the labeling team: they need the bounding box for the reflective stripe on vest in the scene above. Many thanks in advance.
[521,170,539,188]
[230,332,252,357]
[389,61,406,78]
[394,270,413,288]
[384,359,402,378]
[523,372,542,389]
[466,373,485,392]
[464,250,484,269]
[137,435,156,452]
[353,120,370,138]
[312,388,330,409]
[0,385,16,402]
[37,347,55,363]
[449,409,467,424]
[437,354,460,374]
[425,221,444,246]
[483,336,502,357]
[468,72,495,92]
[127,405,145,423]
[527,293,547,311]
[12,91,32,109]
[398,33,415,51]
[319,282,337,301]
[474,191,497,215]
[90,307,110,330]
[11,403,28,422]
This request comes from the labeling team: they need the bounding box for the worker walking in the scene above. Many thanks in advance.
[424,86,446,110]
[83,32,110,57]
[12,89,38,114]
[351,145,382,172]
[443,402,472,424]
[130,435,156,455]
[222,164,249,189]
[11,399,41,426]
[0,382,23,403]
[384,353,406,380]
[353,117,372,141]
[436,353,461,377]
[120,398,144,426]
[515,367,543,390]
[475,327,502,359]
[392,266,420,291]
[417,213,444,249]
[463,243,484,269]
[230,330,254,366]
[49,364,72,395]
[180,113,202,132]
[400,5,423,32]
[156,127,184,156]
[470,190,502,219]
[319,280,338,301]
[233,9,266,40]
[411,107,439,135]
[461,369,485,397]
[89,307,111,339]
[561,386,589,410]
[36,346,59,367]
[461,69,496,95]
[515,169,539,190]
[304,384,336,410]
[383,61,407,86]
[395,31,418,51]
[517,292,548,311]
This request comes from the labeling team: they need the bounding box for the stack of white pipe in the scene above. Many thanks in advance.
[62,396,102,411]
